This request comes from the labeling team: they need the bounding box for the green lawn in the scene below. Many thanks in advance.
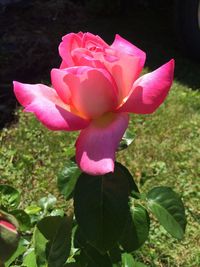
[1,78,200,266]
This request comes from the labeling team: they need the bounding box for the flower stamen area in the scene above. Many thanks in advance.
[93,112,116,128]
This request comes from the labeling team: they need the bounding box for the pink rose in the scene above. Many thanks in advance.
[13,32,174,175]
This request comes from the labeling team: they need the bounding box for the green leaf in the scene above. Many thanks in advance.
[73,227,86,249]
[57,161,81,200]
[120,203,150,252]
[34,216,72,267]
[23,249,37,267]
[74,162,131,253]
[38,194,57,212]
[50,208,64,217]
[48,216,72,267]
[33,223,48,267]
[108,245,121,264]
[74,234,112,267]
[4,238,26,267]
[132,262,148,267]
[147,186,187,240]
[0,185,20,210]
[116,163,139,196]
[11,210,31,232]
[122,253,147,267]
[81,247,112,267]
[25,205,42,215]
[122,253,134,267]
[117,128,136,151]
[63,264,81,267]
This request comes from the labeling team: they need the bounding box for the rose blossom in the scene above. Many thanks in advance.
[13,32,174,175]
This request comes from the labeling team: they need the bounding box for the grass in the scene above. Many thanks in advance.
[1,79,200,266]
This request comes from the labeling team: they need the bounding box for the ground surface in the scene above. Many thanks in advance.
[0,1,200,266]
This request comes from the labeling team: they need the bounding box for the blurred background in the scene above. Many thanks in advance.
[0,0,200,129]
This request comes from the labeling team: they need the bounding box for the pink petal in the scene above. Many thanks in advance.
[71,47,97,67]
[82,32,109,50]
[77,31,84,37]
[59,33,82,67]
[60,60,68,69]
[13,81,89,131]
[118,59,175,114]
[102,50,142,101]
[76,113,129,175]
[111,34,146,69]
[51,68,72,104]
[63,67,119,119]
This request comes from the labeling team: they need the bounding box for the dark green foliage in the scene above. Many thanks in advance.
[57,160,81,200]
[120,204,150,252]
[74,163,132,253]
[147,186,186,240]
[34,216,72,267]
